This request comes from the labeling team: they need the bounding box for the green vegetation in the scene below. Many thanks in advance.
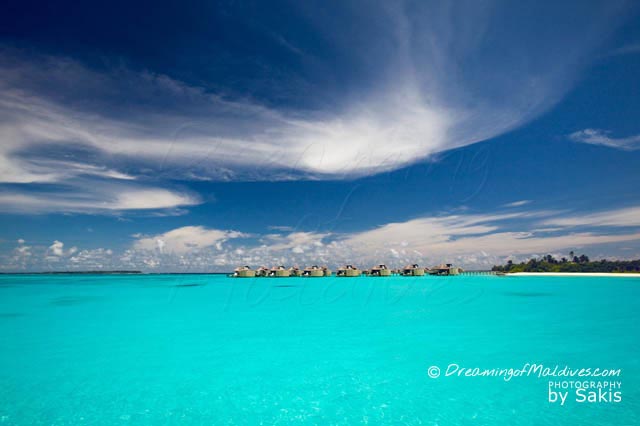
[492,254,640,273]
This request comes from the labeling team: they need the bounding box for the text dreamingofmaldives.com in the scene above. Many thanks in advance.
[443,363,621,382]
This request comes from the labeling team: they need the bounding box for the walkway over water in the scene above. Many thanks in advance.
[459,271,502,276]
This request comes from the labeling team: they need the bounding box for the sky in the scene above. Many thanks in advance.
[1,0,640,271]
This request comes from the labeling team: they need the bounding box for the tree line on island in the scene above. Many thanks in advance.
[492,252,640,273]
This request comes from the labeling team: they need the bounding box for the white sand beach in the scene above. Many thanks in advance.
[507,272,640,277]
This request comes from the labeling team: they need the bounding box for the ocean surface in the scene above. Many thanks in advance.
[0,273,638,425]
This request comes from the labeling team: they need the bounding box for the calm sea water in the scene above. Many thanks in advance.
[0,274,638,425]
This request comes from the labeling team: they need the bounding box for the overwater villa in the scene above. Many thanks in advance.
[232,262,460,278]
[288,266,302,277]
[369,264,391,276]
[232,265,256,278]
[337,264,361,277]
[303,266,324,277]
[401,264,425,276]
[429,263,463,276]
[255,266,270,277]
[302,265,331,277]
[268,265,290,277]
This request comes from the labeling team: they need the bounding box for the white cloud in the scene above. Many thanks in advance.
[117,207,640,271]
[16,245,31,255]
[5,206,640,272]
[268,225,295,232]
[344,212,531,251]
[340,211,640,267]
[113,211,640,270]
[132,226,248,254]
[48,240,64,257]
[259,232,330,252]
[68,248,114,269]
[569,129,640,150]
[0,184,199,213]
[0,58,450,180]
[9,240,32,269]
[110,189,199,210]
[542,206,640,228]
[503,200,531,207]
[0,2,629,191]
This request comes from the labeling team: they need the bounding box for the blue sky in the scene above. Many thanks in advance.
[1,0,640,271]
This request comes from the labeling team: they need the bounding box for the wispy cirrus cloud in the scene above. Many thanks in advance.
[609,42,640,56]
[503,200,532,208]
[0,183,200,214]
[337,210,635,263]
[541,205,640,228]
[344,221,640,262]
[569,128,640,150]
[0,1,631,217]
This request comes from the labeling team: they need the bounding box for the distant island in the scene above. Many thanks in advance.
[492,254,640,273]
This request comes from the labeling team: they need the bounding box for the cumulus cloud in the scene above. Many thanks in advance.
[132,226,248,254]
[68,248,114,269]
[569,129,640,150]
[15,245,31,256]
[48,240,65,257]
[9,240,32,269]
[259,232,329,252]
[4,205,640,271]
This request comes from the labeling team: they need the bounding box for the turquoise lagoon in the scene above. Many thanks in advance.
[0,274,639,425]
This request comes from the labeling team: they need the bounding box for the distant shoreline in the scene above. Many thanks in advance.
[506,272,640,277]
